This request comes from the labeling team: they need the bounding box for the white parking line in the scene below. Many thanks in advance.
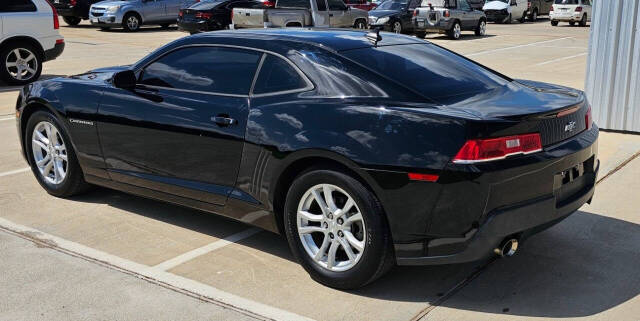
[467,37,573,57]
[0,167,30,178]
[154,228,262,271]
[0,116,15,122]
[535,52,588,66]
[0,217,314,321]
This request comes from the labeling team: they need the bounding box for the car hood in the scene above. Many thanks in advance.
[368,9,400,18]
[483,1,509,10]
[70,65,131,82]
[93,0,134,8]
[441,80,584,119]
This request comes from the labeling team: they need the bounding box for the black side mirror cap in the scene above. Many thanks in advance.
[113,70,137,90]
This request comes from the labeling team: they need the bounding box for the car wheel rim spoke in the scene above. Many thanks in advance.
[32,121,67,184]
[6,48,37,81]
[297,184,366,272]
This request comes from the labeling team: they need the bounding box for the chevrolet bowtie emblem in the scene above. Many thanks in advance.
[564,121,577,132]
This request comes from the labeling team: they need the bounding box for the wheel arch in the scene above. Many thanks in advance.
[270,150,386,235]
[0,36,45,60]
[123,10,143,24]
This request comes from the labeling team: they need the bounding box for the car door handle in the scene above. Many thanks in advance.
[329,13,333,17]
[211,115,237,126]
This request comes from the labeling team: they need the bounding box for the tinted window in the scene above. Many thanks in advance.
[317,0,327,10]
[140,47,261,95]
[0,0,37,12]
[341,44,510,102]
[253,55,308,95]
[375,0,406,10]
[328,0,347,10]
[276,0,310,8]
[408,0,420,9]
[554,0,578,4]
[458,0,470,10]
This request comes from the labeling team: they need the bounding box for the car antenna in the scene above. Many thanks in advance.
[366,28,382,47]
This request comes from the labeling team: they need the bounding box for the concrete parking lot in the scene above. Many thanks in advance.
[1,20,639,321]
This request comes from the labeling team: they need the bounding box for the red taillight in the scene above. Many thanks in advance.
[585,106,592,130]
[413,9,417,17]
[453,133,543,164]
[195,12,213,19]
[527,1,531,9]
[575,6,582,12]
[264,0,275,7]
[70,0,77,6]
[56,39,64,44]
[179,10,184,17]
[230,10,234,20]
[550,5,554,12]
[45,0,60,29]
[443,10,450,17]
[408,173,439,182]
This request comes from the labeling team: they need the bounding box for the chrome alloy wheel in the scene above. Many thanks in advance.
[297,184,366,272]
[453,23,461,39]
[32,121,68,185]
[5,48,38,82]
[393,21,402,33]
[126,15,140,30]
[479,20,486,36]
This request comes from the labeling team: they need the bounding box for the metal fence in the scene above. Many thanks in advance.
[585,0,640,132]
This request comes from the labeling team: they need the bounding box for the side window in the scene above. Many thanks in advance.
[458,0,470,10]
[140,47,262,95]
[317,0,328,11]
[328,0,347,10]
[408,0,420,10]
[0,0,37,12]
[252,54,309,95]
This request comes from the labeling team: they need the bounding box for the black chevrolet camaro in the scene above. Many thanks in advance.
[16,28,598,289]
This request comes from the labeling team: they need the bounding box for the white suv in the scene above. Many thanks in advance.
[550,0,591,27]
[0,0,65,85]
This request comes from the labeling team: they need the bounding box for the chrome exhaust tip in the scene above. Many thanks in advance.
[494,238,519,257]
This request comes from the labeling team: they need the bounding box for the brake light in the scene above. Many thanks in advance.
[264,0,275,7]
[56,39,64,44]
[45,0,60,29]
[70,0,77,6]
[443,10,450,17]
[179,10,183,17]
[453,133,543,164]
[408,173,439,182]
[527,1,531,9]
[231,10,234,20]
[575,6,582,12]
[550,5,554,12]
[585,106,592,130]
[413,9,418,17]
[195,12,213,19]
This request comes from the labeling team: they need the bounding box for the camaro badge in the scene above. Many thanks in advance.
[564,121,576,132]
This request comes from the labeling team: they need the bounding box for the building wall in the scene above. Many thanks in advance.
[585,0,640,132]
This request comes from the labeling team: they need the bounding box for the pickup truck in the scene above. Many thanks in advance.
[412,0,486,40]
[232,0,368,29]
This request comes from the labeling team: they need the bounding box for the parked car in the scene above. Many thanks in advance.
[368,0,421,34]
[89,0,198,31]
[483,0,527,23]
[0,0,64,85]
[527,0,553,21]
[52,0,103,26]
[179,0,272,34]
[549,0,590,26]
[232,0,368,29]
[345,0,376,11]
[412,0,486,39]
[16,28,598,289]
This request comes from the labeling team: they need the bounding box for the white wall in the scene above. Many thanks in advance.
[585,0,640,132]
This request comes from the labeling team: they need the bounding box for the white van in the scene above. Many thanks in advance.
[0,0,65,85]
[483,0,528,23]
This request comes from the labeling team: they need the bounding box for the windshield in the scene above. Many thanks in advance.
[375,0,406,10]
[341,44,510,102]
[420,0,452,7]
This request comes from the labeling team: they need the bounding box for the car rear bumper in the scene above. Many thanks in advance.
[44,41,65,62]
[178,20,220,33]
[412,18,454,32]
[550,12,584,22]
[393,126,599,265]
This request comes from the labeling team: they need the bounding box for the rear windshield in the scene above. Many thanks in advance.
[276,0,310,8]
[554,0,578,4]
[341,43,510,102]
[420,0,453,7]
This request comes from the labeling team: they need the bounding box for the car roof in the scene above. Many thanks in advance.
[189,28,427,52]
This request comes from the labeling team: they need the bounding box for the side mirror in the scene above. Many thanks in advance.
[113,70,137,90]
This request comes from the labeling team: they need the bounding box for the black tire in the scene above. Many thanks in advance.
[551,20,559,26]
[505,14,512,24]
[579,14,587,27]
[284,169,394,289]
[529,9,537,22]
[353,19,367,29]
[447,21,461,40]
[569,21,575,26]
[518,12,526,23]
[160,23,171,29]
[475,19,486,36]
[414,31,427,39]
[0,42,43,85]
[122,12,142,32]
[62,16,82,26]
[25,110,91,198]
